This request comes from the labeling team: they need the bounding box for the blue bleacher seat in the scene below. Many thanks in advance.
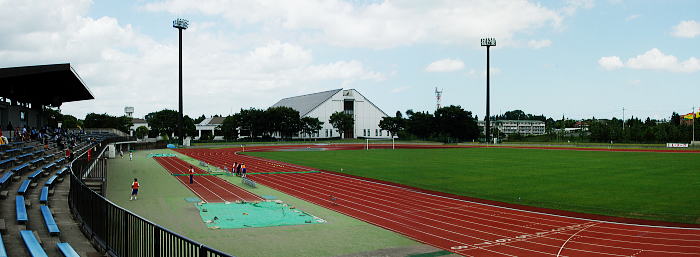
[19,230,48,257]
[55,157,65,164]
[39,187,48,204]
[40,205,60,236]
[4,148,19,155]
[0,234,7,257]
[12,163,30,174]
[28,170,43,180]
[32,150,45,156]
[56,167,67,176]
[43,163,55,170]
[16,196,28,224]
[29,158,44,165]
[18,180,30,195]
[0,158,15,167]
[16,153,32,160]
[56,243,79,257]
[45,176,57,188]
[0,172,13,187]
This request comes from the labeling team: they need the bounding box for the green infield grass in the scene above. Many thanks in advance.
[244,147,700,224]
[106,149,424,257]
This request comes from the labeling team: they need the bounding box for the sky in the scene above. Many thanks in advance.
[1,0,698,121]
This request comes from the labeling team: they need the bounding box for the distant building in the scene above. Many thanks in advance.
[478,120,546,136]
[271,88,389,139]
[129,118,149,137]
[196,116,225,140]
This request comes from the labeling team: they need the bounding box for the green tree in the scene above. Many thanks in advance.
[434,105,479,142]
[300,117,324,138]
[220,115,239,140]
[135,126,149,139]
[194,114,207,124]
[183,115,197,137]
[406,111,434,139]
[61,115,81,129]
[83,113,132,133]
[236,108,266,138]
[266,106,302,139]
[379,111,405,138]
[145,109,179,138]
[329,112,354,139]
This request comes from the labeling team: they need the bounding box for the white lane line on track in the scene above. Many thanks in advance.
[258,172,700,252]
[154,157,218,202]
[163,157,256,202]
[184,153,265,201]
[256,172,666,256]
[557,223,597,257]
[254,173,628,257]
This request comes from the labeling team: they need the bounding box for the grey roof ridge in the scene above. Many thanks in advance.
[299,88,343,117]
[348,89,389,117]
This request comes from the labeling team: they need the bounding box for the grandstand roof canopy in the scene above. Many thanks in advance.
[0,63,94,107]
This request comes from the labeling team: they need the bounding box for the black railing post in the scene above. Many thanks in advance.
[154,226,161,257]
[124,211,130,257]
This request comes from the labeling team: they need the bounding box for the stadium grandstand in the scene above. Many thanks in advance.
[0,64,230,256]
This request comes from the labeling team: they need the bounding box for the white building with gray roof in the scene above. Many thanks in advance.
[271,88,390,139]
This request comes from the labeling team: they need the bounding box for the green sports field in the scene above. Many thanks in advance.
[245,147,700,224]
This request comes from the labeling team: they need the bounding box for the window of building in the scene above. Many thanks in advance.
[375,129,378,136]
[20,111,26,121]
[380,130,383,136]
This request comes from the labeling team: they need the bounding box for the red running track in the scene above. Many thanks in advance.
[176,146,700,256]
[153,156,263,202]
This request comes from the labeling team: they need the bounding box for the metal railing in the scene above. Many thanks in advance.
[68,138,233,257]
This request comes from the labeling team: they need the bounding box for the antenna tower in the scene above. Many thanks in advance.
[435,87,443,110]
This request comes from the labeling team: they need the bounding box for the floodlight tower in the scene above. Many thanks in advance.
[435,87,443,111]
[173,18,188,146]
[481,37,496,144]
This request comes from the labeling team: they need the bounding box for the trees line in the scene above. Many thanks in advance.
[60,107,697,144]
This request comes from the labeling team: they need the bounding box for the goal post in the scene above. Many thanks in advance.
[365,138,395,150]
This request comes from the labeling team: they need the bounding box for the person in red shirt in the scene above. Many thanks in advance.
[130,178,140,200]
[189,166,195,184]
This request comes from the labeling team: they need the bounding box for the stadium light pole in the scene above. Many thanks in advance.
[481,38,496,144]
[173,18,189,146]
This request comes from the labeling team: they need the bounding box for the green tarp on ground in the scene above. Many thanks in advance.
[195,201,325,229]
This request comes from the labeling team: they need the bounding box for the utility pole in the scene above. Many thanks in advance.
[694,106,696,142]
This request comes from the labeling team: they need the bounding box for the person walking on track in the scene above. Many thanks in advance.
[241,163,247,178]
[189,166,195,184]
[232,162,238,176]
[130,178,139,200]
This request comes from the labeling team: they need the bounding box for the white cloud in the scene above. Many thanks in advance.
[629,79,641,85]
[599,48,700,73]
[625,14,641,21]
[626,48,700,73]
[425,59,465,72]
[598,56,624,70]
[527,39,552,49]
[562,0,594,16]
[144,0,565,49]
[0,0,384,118]
[671,20,700,38]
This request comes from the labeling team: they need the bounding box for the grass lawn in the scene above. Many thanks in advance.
[106,149,421,257]
[245,147,700,224]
